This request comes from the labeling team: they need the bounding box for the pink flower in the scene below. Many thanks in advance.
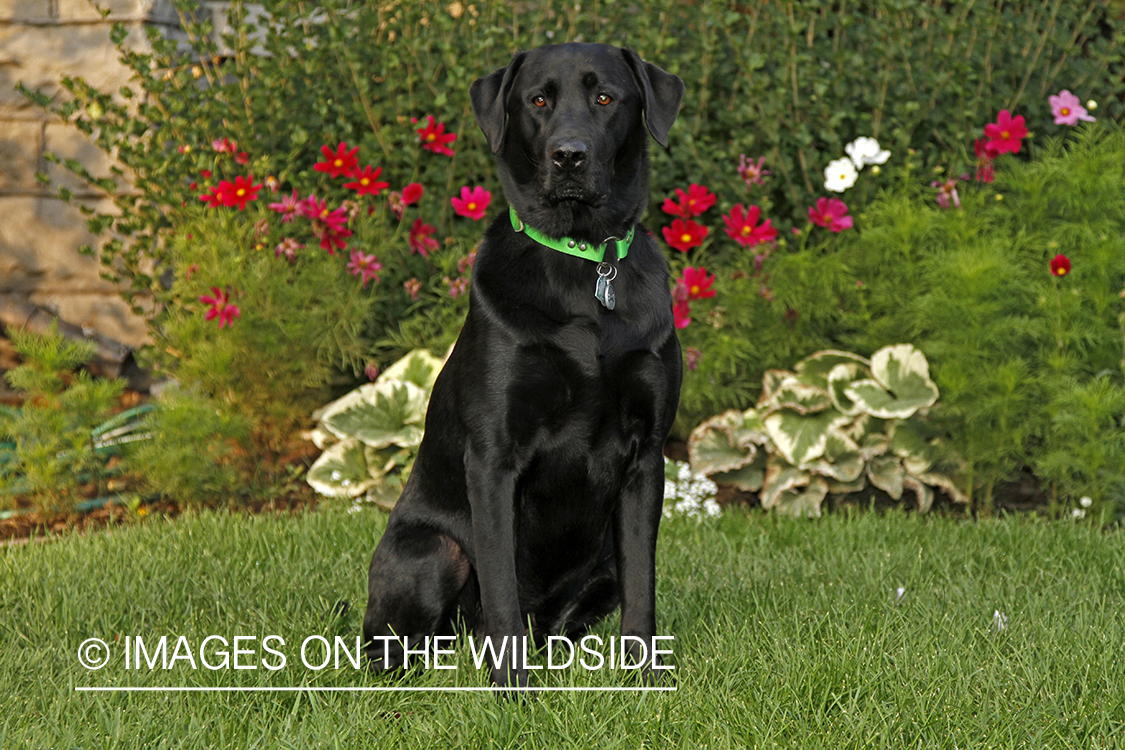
[268,190,301,223]
[983,110,1028,154]
[365,362,380,381]
[451,185,491,220]
[314,142,360,178]
[661,184,716,219]
[723,204,777,247]
[401,183,424,205]
[347,250,383,287]
[737,155,771,188]
[212,137,236,153]
[973,138,1000,183]
[1049,90,1095,126]
[662,218,708,252]
[680,266,716,300]
[673,300,691,329]
[298,195,349,233]
[807,197,854,231]
[343,165,390,196]
[418,115,457,156]
[444,276,470,298]
[931,179,961,210]
[409,217,439,257]
[404,278,422,301]
[274,238,303,262]
[685,347,702,371]
[198,287,241,329]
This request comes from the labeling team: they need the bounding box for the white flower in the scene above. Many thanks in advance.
[845,136,890,169]
[824,157,858,192]
[992,610,1009,631]
[1072,508,1086,519]
[894,586,906,605]
[1087,99,1098,111]
[1080,496,1093,508]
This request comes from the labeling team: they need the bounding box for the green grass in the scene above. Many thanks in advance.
[3,506,1125,748]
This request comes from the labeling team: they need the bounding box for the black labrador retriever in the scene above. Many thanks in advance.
[362,43,685,689]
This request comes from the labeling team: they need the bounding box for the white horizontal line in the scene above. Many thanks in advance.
[76,686,675,693]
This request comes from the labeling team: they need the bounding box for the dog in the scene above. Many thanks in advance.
[362,43,685,690]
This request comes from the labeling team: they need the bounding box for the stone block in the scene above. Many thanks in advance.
[0,23,149,117]
[0,118,42,192]
[43,121,131,197]
[0,195,110,285]
[27,290,149,347]
[56,0,180,23]
[0,1,52,22]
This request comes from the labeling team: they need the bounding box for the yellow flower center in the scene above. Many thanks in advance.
[681,233,692,243]
[690,285,700,296]
[426,133,436,142]
[741,226,751,236]
[467,202,476,211]
[1001,130,1010,139]
[334,158,343,167]
[360,178,370,186]
[1061,108,1070,116]
[236,189,245,197]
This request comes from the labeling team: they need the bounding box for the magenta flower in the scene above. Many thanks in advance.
[1048,90,1095,126]
[451,186,491,220]
[409,217,439,256]
[737,154,771,188]
[274,238,303,262]
[973,138,1000,183]
[268,190,301,223]
[808,197,854,232]
[673,300,691,329]
[723,204,777,247]
[931,179,961,210]
[401,183,424,205]
[983,110,1028,155]
[347,250,383,287]
[198,287,241,329]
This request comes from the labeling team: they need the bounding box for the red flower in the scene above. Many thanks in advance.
[983,110,1028,155]
[198,287,241,329]
[314,142,360,178]
[409,217,439,257]
[681,266,716,300]
[723,204,777,247]
[318,227,353,254]
[451,185,491,220]
[662,218,708,252]
[234,151,250,165]
[661,184,716,219]
[673,300,691,329]
[346,250,383,287]
[297,195,349,233]
[210,176,260,210]
[402,182,424,205]
[973,138,1000,183]
[199,185,224,208]
[808,197,854,232]
[343,165,390,195]
[418,115,457,156]
[1049,253,1071,277]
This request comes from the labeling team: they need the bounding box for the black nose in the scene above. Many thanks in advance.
[550,140,587,172]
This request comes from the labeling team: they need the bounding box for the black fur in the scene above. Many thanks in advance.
[362,43,685,690]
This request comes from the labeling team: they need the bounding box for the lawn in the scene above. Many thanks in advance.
[3,505,1124,748]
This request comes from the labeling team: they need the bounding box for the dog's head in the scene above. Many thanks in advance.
[470,43,684,243]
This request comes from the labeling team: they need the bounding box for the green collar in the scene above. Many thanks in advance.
[509,206,632,263]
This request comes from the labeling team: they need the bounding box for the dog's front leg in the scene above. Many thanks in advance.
[614,448,667,683]
[466,447,529,691]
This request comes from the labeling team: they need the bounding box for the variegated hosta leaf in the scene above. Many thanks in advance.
[735,407,769,451]
[761,455,811,509]
[914,470,970,505]
[867,454,905,500]
[765,375,833,415]
[306,437,378,498]
[366,474,406,511]
[827,363,867,416]
[795,350,870,389]
[846,344,939,419]
[805,429,865,482]
[902,475,934,513]
[763,407,850,466]
[713,451,767,492]
[772,476,828,518]
[379,349,445,393]
[825,477,867,495]
[888,419,940,475]
[759,369,791,405]
[688,410,757,475]
[320,380,428,449]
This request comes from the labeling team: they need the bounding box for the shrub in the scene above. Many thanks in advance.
[0,325,124,513]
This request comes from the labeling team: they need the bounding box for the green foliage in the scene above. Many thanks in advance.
[689,345,965,517]
[127,388,250,507]
[305,349,444,509]
[0,325,124,512]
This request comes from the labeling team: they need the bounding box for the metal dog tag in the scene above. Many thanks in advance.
[595,263,616,310]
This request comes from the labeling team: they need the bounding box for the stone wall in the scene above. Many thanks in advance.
[0,0,188,351]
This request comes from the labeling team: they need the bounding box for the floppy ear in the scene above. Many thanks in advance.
[469,52,526,155]
[622,48,685,149]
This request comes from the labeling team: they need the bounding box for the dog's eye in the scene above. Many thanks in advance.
[533,96,547,108]
[596,94,612,106]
